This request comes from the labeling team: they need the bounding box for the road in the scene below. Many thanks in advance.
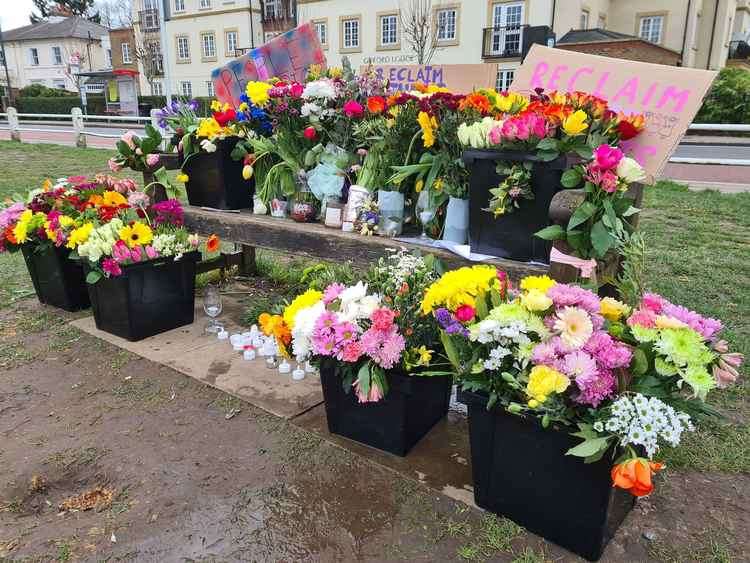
[1,122,749,189]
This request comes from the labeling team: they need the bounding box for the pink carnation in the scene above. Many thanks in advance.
[146,153,160,167]
[488,126,503,145]
[339,340,363,363]
[343,100,364,118]
[102,258,122,277]
[627,308,657,329]
[642,292,666,313]
[371,307,396,331]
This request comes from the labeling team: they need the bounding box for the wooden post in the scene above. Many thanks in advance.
[71,107,86,148]
[240,244,257,276]
[7,106,20,141]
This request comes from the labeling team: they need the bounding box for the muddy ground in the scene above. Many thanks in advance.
[1,300,748,562]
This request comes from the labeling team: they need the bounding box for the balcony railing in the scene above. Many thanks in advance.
[139,9,159,32]
[482,25,527,59]
[728,40,750,60]
[261,1,294,23]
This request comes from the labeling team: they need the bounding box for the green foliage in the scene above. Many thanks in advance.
[19,84,76,97]
[695,67,750,124]
[16,96,105,115]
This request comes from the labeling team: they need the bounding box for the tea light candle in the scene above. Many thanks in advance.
[217,330,229,340]
[278,360,291,374]
[265,355,278,369]
[243,347,256,361]
[304,360,316,373]
[292,367,305,380]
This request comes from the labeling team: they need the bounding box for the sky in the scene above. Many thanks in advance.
[1,0,41,31]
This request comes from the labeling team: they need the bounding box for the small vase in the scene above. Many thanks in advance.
[442,197,470,244]
[253,195,268,215]
[290,191,318,223]
[377,190,405,236]
[323,197,344,228]
[270,198,288,218]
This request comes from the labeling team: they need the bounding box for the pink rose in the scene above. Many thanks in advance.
[455,304,476,323]
[343,100,364,118]
[146,153,160,167]
[501,120,518,141]
[108,158,123,172]
[303,126,317,140]
[530,115,548,139]
[514,119,530,141]
[593,144,623,170]
[488,126,503,145]
[121,130,136,149]
[290,83,304,98]
[145,245,158,259]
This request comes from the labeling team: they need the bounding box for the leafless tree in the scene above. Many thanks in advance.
[96,0,132,28]
[399,0,438,65]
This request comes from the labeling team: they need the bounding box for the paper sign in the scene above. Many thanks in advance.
[511,45,717,180]
[212,23,326,107]
[368,64,497,94]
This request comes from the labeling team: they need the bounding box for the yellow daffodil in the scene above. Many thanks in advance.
[415,346,433,364]
[562,109,589,136]
[526,365,569,405]
[417,111,438,148]
[196,117,223,139]
[176,173,189,183]
[66,222,94,249]
[119,222,153,248]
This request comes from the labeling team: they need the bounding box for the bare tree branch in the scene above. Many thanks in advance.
[399,0,438,65]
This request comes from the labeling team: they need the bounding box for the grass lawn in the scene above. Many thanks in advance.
[1,140,748,473]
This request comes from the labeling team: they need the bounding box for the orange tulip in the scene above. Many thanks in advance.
[366,95,386,114]
[611,457,664,497]
[206,234,220,253]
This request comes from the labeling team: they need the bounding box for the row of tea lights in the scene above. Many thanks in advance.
[216,325,316,381]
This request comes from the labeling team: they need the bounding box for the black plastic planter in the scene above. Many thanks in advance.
[84,251,200,342]
[182,137,253,209]
[458,390,634,561]
[21,245,90,311]
[319,361,453,456]
[463,149,573,263]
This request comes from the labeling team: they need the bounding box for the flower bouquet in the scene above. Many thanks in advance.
[458,89,646,263]
[63,185,218,341]
[424,269,742,560]
[264,250,452,455]
[0,175,139,310]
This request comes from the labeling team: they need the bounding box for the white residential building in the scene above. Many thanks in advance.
[0,16,109,93]
[132,0,263,97]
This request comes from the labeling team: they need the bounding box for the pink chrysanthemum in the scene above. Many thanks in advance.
[371,307,396,331]
[547,284,601,315]
[574,369,617,407]
[561,350,598,380]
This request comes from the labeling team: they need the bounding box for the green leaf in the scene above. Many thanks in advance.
[536,138,558,151]
[474,293,488,319]
[86,270,102,284]
[590,220,614,257]
[574,146,593,159]
[622,206,641,217]
[440,331,461,372]
[537,150,559,162]
[567,201,597,230]
[561,168,583,188]
[230,143,248,161]
[535,224,565,241]
[115,140,132,156]
[566,436,610,458]
[631,347,649,375]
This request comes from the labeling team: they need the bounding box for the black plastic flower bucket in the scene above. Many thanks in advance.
[319,360,453,456]
[458,390,634,561]
[21,244,90,312]
[183,137,254,210]
[84,251,200,342]
[463,149,573,263]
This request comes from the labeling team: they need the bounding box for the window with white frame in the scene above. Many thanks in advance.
[181,81,192,97]
[380,14,398,46]
[53,79,66,89]
[639,15,664,44]
[342,18,360,49]
[121,42,132,63]
[176,36,190,60]
[265,0,280,19]
[174,0,185,11]
[151,80,163,95]
[491,2,524,55]
[598,14,606,29]
[436,8,457,41]
[206,81,215,97]
[496,68,515,91]
[106,48,112,67]
[314,21,327,45]
[52,46,63,65]
[29,48,39,65]
[580,10,589,29]
[199,0,211,8]
[225,30,238,55]
[201,32,216,59]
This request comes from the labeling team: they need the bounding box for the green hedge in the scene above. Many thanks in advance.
[16,96,107,115]
[695,67,750,124]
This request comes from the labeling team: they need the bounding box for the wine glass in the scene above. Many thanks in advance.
[203,285,223,333]
[416,189,435,242]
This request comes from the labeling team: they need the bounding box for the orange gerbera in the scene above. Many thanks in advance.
[458,92,492,114]
[366,95,387,114]
[206,234,220,253]
[611,457,665,497]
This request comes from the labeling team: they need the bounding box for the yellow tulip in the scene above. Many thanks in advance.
[562,110,589,136]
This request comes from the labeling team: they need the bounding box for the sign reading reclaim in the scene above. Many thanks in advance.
[511,45,717,180]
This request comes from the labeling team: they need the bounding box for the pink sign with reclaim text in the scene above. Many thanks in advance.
[511,45,717,181]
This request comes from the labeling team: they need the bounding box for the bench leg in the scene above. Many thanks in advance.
[239,244,257,276]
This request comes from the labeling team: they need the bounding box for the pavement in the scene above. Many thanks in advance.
[2,125,750,192]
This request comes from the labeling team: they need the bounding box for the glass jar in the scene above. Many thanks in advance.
[290,185,318,223]
[323,197,344,228]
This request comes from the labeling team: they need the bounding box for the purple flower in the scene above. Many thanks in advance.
[547,284,601,314]
[574,369,617,407]
[435,308,453,329]
[151,198,184,226]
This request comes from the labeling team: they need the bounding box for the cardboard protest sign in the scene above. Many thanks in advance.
[368,64,497,93]
[212,23,326,107]
[511,45,716,181]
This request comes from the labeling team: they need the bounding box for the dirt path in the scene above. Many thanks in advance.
[1,301,748,562]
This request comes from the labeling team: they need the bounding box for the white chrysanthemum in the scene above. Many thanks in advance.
[300,102,321,117]
[302,79,338,100]
[291,301,326,359]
